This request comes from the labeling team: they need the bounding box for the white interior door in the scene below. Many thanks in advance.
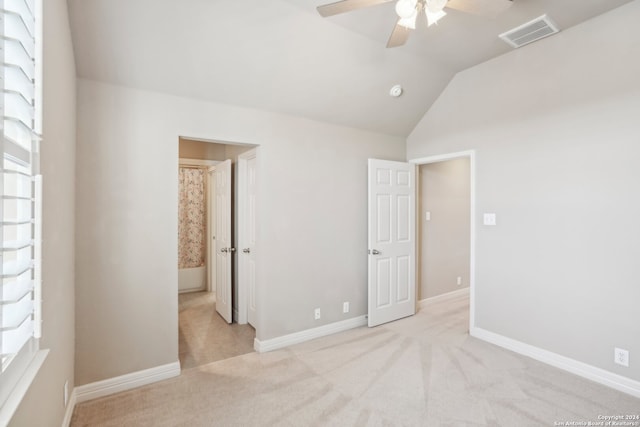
[215,159,233,323]
[244,155,257,327]
[368,159,416,327]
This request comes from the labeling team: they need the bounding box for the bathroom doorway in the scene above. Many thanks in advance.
[178,158,218,293]
[177,137,258,369]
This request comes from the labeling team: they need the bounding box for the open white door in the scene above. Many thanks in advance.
[236,149,257,326]
[215,159,233,323]
[368,159,416,327]
[243,153,258,327]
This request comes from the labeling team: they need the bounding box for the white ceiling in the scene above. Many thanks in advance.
[67,0,632,136]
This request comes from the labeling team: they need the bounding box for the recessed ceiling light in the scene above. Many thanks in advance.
[390,84,403,97]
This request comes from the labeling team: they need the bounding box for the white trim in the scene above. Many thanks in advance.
[179,158,220,167]
[0,349,48,427]
[471,327,640,399]
[409,150,476,331]
[74,361,181,404]
[254,315,367,353]
[418,287,469,309]
[409,150,476,166]
[61,388,77,427]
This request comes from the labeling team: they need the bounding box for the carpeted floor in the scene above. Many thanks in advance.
[178,291,255,369]
[71,292,639,426]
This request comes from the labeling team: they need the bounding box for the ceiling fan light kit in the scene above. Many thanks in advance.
[396,0,446,28]
[398,8,419,29]
[395,0,417,18]
[425,7,446,26]
[316,0,514,48]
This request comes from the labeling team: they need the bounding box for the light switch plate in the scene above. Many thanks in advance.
[483,213,497,226]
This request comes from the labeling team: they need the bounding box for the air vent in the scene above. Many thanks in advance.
[499,14,559,48]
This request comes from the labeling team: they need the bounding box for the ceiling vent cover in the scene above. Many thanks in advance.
[499,14,559,48]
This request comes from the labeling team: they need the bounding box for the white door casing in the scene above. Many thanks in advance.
[215,159,233,323]
[368,159,416,327]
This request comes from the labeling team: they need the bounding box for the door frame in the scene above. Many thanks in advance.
[236,148,258,325]
[409,150,476,331]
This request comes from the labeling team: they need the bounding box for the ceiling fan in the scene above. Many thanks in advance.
[317,0,513,48]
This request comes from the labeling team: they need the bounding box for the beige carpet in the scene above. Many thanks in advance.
[71,293,639,426]
[178,291,255,370]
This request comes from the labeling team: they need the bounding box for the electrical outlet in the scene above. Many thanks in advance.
[63,380,69,407]
[614,347,629,367]
[456,276,462,286]
[343,302,349,313]
[314,308,321,320]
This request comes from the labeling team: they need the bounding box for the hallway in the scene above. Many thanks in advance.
[179,291,255,370]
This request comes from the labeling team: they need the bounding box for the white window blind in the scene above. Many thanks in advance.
[0,0,41,386]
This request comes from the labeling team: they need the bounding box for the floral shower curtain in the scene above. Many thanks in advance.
[178,167,206,269]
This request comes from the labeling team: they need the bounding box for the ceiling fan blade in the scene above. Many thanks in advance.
[317,0,393,17]
[445,0,513,18]
[386,20,411,48]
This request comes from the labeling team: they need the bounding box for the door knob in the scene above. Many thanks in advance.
[371,249,381,255]
[229,247,236,252]
[242,248,251,253]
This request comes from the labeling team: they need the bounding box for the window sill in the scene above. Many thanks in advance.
[0,349,49,426]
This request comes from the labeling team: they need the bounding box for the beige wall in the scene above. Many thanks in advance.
[10,0,77,425]
[418,159,470,299]
[408,1,640,382]
[178,138,227,160]
[75,79,405,385]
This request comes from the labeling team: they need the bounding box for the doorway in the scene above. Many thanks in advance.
[177,137,258,369]
[366,153,475,329]
[178,158,218,294]
[411,151,475,330]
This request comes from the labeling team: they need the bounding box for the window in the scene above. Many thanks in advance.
[0,0,44,421]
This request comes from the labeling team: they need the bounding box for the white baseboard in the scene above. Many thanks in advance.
[75,361,181,404]
[471,327,640,399]
[61,388,77,427]
[254,315,367,353]
[418,287,469,309]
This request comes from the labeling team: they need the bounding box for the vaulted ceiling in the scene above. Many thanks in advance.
[67,0,632,136]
